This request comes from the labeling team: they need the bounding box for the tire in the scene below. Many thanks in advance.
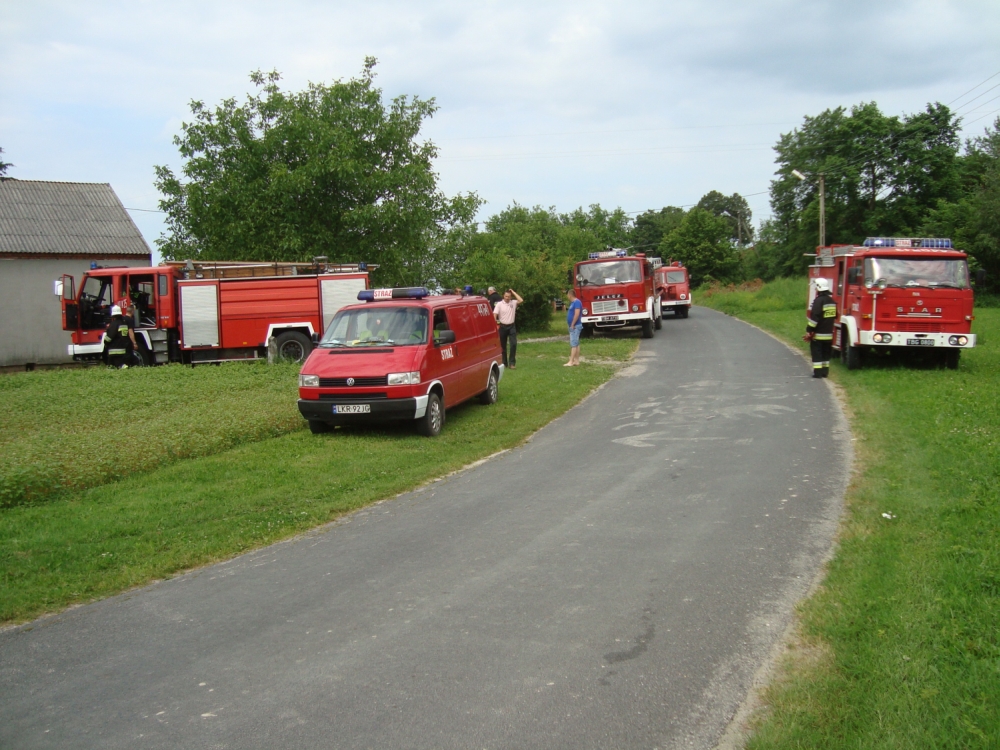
[843,330,863,370]
[418,393,444,437]
[677,306,689,319]
[582,325,595,339]
[131,348,149,367]
[479,368,499,405]
[944,349,960,370]
[308,420,331,434]
[641,318,654,338]
[660,305,668,320]
[654,311,662,330]
[275,331,312,363]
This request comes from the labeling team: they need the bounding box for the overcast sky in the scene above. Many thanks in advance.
[3,0,999,261]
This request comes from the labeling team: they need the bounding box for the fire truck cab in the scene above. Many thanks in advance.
[296,288,504,437]
[655,261,692,318]
[809,237,976,370]
[573,249,662,338]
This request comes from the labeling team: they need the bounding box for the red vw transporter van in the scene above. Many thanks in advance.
[297,288,504,436]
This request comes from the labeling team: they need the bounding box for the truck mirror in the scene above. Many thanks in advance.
[435,330,456,346]
[575,274,583,284]
[311,332,320,345]
[61,275,75,301]
[975,268,986,285]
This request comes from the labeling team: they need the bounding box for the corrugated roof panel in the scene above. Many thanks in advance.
[0,180,152,256]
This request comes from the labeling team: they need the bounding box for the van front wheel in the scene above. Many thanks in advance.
[418,393,444,437]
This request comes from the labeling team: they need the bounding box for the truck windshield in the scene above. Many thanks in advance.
[864,257,970,289]
[577,260,641,286]
[665,271,686,283]
[321,307,429,347]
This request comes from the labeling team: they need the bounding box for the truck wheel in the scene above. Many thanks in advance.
[844,331,863,370]
[308,420,331,434]
[680,306,690,319]
[660,305,668,320]
[654,312,662,330]
[944,349,960,370]
[582,325,594,339]
[418,393,444,437]
[479,369,499,405]
[641,318,654,338]
[275,331,312,363]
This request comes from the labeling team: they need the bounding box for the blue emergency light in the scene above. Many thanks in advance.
[863,237,952,248]
[587,249,628,259]
[357,287,430,301]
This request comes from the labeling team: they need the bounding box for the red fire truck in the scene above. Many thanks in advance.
[655,261,692,318]
[573,249,662,338]
[59,258,371,365]
[808,237,976,370]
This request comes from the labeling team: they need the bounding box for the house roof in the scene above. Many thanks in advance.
[0,179,152,258]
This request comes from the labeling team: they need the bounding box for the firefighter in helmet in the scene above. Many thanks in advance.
[104,304,138,368]
[804,278,836,378]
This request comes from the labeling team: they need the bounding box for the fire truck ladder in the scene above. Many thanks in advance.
[162,257,377,280]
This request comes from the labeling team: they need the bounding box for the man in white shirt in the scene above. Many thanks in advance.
[493,288,523,369]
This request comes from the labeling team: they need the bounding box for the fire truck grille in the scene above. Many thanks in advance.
[898,321,936,332]
[319,376,388,387]
[591,299,627,315]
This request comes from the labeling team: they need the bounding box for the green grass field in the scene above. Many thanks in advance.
[699,280,1000,748]
[0,337,635,624]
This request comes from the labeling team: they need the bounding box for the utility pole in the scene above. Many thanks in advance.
[818,173,826,247]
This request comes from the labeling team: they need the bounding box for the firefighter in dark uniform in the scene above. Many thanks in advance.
[104,304,138,368]
[804,278,836,378]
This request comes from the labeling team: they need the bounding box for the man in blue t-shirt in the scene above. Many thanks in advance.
[564,288,583,367]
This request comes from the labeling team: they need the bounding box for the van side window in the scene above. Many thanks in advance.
[433,309,450,342]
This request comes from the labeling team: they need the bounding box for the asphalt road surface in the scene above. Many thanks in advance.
[1,307,851,749]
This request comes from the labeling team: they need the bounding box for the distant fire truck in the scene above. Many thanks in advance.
[573,249,662,338]
[809,237,976,370]
[59,258,371,365]
[655,261,692,318]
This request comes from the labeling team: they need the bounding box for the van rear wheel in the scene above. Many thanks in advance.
[418,393,444,437]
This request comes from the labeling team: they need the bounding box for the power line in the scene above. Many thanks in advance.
[947,71,1000,106]
[953,82,1000,114]
[963,107,1000,127]
[437,121,797,143]
[439,144,772,163]
[125,206,165,213]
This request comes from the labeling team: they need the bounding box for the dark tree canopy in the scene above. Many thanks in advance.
[695,191,753,245]
[631,207,685,255]
[765,101,962,276]
[659,208,737,286]
[155,59,480,286]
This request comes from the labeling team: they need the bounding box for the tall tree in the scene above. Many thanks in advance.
[659,208,737,285]
[154,60,481,286]
[695,191,753,245]
[765,102,963,276]
[631,207,686,255]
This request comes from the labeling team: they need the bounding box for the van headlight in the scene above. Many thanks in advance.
[388,371,421,385]
[299,374,319,387]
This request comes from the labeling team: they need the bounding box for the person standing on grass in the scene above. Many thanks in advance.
[565,288,583,366]
[494,288,522,369]
[103,304,137,368]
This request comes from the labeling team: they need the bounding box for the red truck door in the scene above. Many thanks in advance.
[60,275,78,331]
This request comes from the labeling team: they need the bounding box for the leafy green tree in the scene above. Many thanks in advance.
[695,191,753,245]
[660,208,737,285]
[558,204,632,249]
[154,60,481,286]
[765,102,962,276]
[631,207,686,255]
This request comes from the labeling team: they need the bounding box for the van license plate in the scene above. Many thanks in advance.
[600,316,620,322]
[906,339,934,347]
[333,404,370,414]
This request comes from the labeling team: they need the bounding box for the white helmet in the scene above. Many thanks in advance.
[814,278,831,294]
[111,305,123,316]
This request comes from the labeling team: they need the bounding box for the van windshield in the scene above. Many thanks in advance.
[577,259,642,286]
[321,307,429,347]
[864,257,970,289]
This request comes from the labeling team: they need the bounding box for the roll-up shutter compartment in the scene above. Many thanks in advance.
[321,276,368,332]
[180,282,220,348]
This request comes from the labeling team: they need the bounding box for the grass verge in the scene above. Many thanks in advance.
[0,338,636,625]
[0,362,304,507]
[699,283,1000,748]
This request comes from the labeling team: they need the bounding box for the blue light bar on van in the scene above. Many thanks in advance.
[863,237,952,248]
[357,287,430,301]
[588,249,628,259]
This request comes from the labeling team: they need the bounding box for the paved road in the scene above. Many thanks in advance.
[1,308,850,749]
